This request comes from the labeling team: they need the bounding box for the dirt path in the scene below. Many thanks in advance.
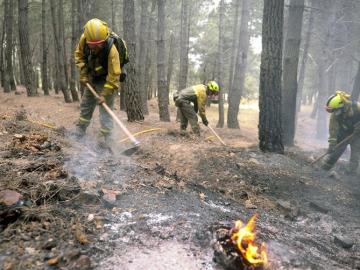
[0,90,359,270]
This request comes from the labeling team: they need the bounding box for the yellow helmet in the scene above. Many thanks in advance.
[84,18,110,45]
[207,81,219,92]
[326,91,351,113]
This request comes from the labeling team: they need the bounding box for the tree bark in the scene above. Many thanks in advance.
[296,4,314,114]
[41,0,49,95]
[111,0,116,31]
[18,0,37,97]
[0,18,5,88]
[70,0,79,101]
[157,0,170,121]
[227,0,241,95]
[123,0,144,121]
[258,0,284,153]
[352,61,360,101]
[315,0,336,140]
[4,0,16,92]
[138,0,149,114]
[144,16,155,101]
[178,0,190,90]
[50,0,71,102]
[216,0,225,128]
[227,0,251,129]
[281,0,304,146]
[166,32,175,104]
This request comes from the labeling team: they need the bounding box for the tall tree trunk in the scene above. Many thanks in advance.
[166,32,175,104]
[0,20,5,88]
[178,0,189,90]
[18,0,37,96]
[227,0,241,95]
[296,4,314,114]
[227,0,251,129]
[58,0,69,87]
[352,61,360,101]
[216,0,225,128]
[41,0,49,95]
[50,0,71,102]
[144,16,155,102]
[258,0,284,153]
[4,0,16,92]
[316,62,328,139]
[315,0,336,140]
[156,0,170,121]
[70,0,79,101]
[111,0,116,31]
[281,0,304,146]
[123,0,144,121]
[3,0,11,93]
[138,0,149,114]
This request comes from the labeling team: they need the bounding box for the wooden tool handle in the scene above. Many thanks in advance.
[207,125,226,146]
[86,83,140,146]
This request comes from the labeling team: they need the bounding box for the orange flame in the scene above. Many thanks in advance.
[231,214,268,266]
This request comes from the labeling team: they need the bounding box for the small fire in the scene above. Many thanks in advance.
[231,214,268,266]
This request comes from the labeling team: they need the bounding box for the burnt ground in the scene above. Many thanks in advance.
[0,92,359,270]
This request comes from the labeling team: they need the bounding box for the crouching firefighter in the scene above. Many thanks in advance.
[321,91,360,174]
[173,81,219,136]
[74,18,128,147]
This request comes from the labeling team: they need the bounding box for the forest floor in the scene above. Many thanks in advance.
[0,87,359,270]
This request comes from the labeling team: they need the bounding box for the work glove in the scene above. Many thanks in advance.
[120,71,127,82]
[354,122,360,135]
[79,67,89,86]
[97,95,105,105]
[202,118,209,126]
[80,77,89,87]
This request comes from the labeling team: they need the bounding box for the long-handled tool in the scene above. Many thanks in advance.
[86,83,140,156]
[207,124,226,146]
[311,133,354,165]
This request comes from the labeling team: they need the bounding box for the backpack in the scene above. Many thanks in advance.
[107,32,129,68]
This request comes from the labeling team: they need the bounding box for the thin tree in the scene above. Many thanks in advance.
[41,0,49,95]
[18,0,37,96]
[144,15,155,101]
[351,61,360,101]
[227,0,251,128]
[282,0,305,146]
[227,0,241,95]
[166,32,175,103]
[4,0,16,92]
[50,0,71,102]
[296,2,314,114]
[156,0,170,121]
[258,0,284,153]
[123,0,144,121]
[178,0,189,90]
[216,0,225,128]
[70,0,79,101]
[138,0,149,114]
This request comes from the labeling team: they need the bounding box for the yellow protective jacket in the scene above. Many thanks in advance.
[74,33,121,90]
[176,84,207,120]
[328,102,360,146]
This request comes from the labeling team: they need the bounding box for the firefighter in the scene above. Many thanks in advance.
[74,18,121,146]
[321,91,360,174]
[173,81,219,135]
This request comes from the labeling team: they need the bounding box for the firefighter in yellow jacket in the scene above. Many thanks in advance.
[74,18,121,145]
[173,81,219,135]
[321,91,360,174]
